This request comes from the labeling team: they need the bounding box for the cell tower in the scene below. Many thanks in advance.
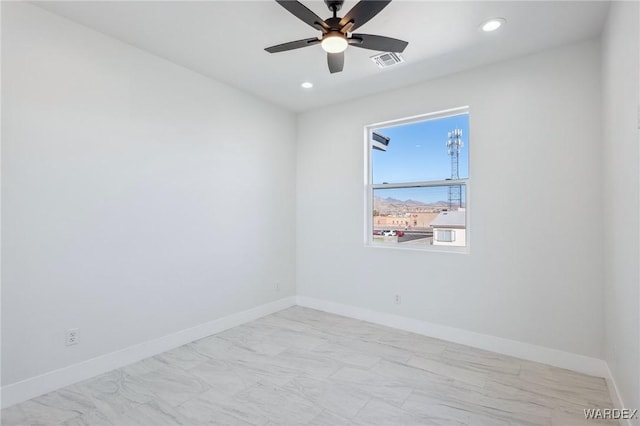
[446,129,463,209]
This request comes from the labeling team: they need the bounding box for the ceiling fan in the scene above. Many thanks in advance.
[265,0,408,74]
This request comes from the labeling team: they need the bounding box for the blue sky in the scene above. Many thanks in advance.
[372,113,469,203]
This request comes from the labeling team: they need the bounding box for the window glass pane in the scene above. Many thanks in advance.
[372,113,469,184]
[372,186,466,247]
[435,230,455,242]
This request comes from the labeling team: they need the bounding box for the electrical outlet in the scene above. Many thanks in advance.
[65,328,79,346]
[394,294,401,304]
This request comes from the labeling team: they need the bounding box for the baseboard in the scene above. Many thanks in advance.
[296,295,609,378]
[605,365,634,426]
[1,296,296,409]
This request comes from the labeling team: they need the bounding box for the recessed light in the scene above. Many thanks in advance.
[481,18,506,32]
[301,82,313,89]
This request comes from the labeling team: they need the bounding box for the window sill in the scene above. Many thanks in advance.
[365,242,469,254]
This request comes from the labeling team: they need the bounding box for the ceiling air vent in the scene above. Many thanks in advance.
[370,52,404,68]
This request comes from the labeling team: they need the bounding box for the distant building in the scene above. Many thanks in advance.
[431,209,466,246]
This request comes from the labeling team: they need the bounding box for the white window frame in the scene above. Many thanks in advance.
[364,106,470,253]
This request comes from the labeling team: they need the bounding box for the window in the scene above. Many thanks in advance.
[435,229,455,243]
[366,107,469,251]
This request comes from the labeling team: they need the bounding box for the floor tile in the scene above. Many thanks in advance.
[1,397,83,426]
[440,343,521,376]
[405,355,488,387]
[153,343,211,370]
[352,397,439,426]
[176,389,265,425]
[329,366,414,407]
[131,363,211,407]
[308,409,352,426]
[281,375,371,419]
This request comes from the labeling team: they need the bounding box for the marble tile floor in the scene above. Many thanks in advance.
[2,306,618,426]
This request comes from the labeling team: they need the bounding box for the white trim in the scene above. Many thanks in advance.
[371,179,467,190]
[1,296,296,409]
[296,296,609,378]
[367,106,470,129]
[605,365,634,426]
[364,123,373,245]
[365,243,469,254]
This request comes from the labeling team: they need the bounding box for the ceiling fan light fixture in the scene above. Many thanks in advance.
[321,33,348,53]
[265,0,408,73]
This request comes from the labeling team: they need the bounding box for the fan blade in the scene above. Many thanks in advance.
[327,52,344,73]
[276,1,329,32]
[349,33,408,52]
[339,0,391,32]
[265,37,321,53]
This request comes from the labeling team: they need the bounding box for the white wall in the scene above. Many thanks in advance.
[1,2,296,387]
[602,0,640,412]
[297,40,604,359]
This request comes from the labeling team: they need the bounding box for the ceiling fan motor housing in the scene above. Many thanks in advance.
[324,0,344,13]
[325,17,343,31]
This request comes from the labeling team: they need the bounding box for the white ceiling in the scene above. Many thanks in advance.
[34,1,609,112]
